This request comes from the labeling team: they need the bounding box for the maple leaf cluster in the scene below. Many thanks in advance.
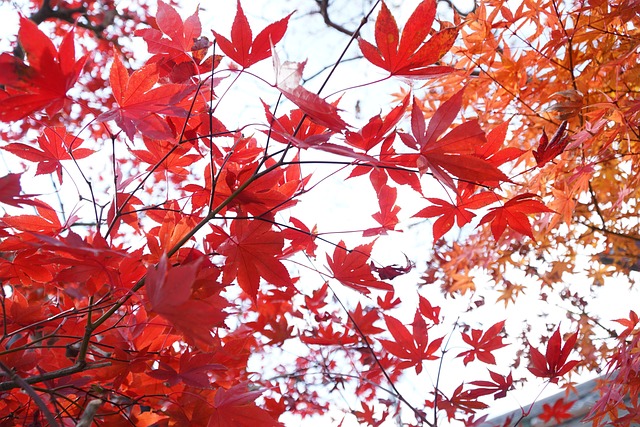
[413,0,640,425]
[0,0,637,425]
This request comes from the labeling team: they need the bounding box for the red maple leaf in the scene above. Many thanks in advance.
[212,0,292,69]
[106,192,144,235]
[358,0,458,77]
[98,52,194,140]
[0,335,38,376]
[614,310,639,339]
[539,398,575,423]
[213,156,305,217]
[345,94,409,152]
[282,217,318,258]
[300,323,358,346]
[217,220,292,301]
[34,231,134,294]
[145,255,228,346]
[464,414,490,427]
[350,302,385,336]
[327,241,393,294]
[137,1,202,57]
[209,383,282,427]
[414,185,496,242]
[135,1,216,83]
[435,384,489,420]
[131,137,199,175]
[479,193,554,240]
[418,295,440,324]
[4,127,93,183]
[262,102,333,146]
[353,402,388,427]
[0,174,43,208]
[1,203,62,234]
[533,121,570,167]
[0,16,86,121]
[364,170,401,236]
[399,93,508,188]
[476,120,525,169]
[457,320,508,365]
[528,327,580,383]
[370,254,414,280]
[468,370,514,400]
[274,54,349,134]
[147,350,226,388]
[303,282,329,313]
[377,291,401,310]
[379,310,443,374]
[0,251,54,286]
[145,207,199,262]
[265,73,371,160]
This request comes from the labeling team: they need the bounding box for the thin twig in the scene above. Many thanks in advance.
[325,279,434,427]
[0,361,60,426]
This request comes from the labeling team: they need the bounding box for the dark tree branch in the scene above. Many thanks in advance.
[315,0,356,36]
[29,0,86,25]
[0,361,111,392]
[0,361,60,426]
[13,0,119,60]
[313,0,479,40]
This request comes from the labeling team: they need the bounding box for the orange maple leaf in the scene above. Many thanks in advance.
[479,193,554,240]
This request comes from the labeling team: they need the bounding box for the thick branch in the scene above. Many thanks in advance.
[29,0,86,25]
[315,0,356,36]
[0,361,111,392]
[76,399,102,427]
[0,361,60,426]
[13,0,118,59]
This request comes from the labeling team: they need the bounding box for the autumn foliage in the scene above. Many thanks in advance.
[0,0,639,426]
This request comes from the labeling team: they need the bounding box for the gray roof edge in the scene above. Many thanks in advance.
[479,377,607,426]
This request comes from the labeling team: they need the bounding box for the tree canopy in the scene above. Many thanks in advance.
[0,0,639,426]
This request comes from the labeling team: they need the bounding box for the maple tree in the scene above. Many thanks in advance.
[0,0,639,426]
